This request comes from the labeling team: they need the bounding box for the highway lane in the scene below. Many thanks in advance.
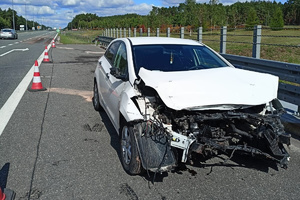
[0,31,57,108]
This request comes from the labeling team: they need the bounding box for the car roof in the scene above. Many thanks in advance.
[127,37,204,46]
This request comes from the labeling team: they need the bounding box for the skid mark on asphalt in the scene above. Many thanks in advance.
[120,183,139,200]
[19,188,42,200]
[83,123,104,132]
[23,37,49,44]
[48,88,92,102]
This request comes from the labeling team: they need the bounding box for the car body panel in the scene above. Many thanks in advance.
[138,67,279,110]
[119,87,144,122]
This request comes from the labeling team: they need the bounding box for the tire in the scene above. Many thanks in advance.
[92,81,102,111]
[120,124,143,175]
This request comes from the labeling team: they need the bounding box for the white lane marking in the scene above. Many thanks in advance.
[8,44,13,46]
[15,42,19,44]
[0,50,45,136]
[0,48,29,57]
[0,46,5,49]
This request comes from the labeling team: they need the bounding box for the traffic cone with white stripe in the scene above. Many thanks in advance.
[52,39,56,48]
[28,60,47,92]
[42,46,51,63]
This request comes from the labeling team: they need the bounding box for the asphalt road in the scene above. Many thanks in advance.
[0,30,56,108]
[0,43,300,200]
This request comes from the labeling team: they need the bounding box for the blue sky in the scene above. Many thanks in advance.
[0,0,288,29]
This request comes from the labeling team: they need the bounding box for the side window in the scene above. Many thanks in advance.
[113,42,128,77]
[105,41,121,65]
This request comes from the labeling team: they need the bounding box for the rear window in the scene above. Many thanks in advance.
[132,44,227,74]
[2,30,12,32]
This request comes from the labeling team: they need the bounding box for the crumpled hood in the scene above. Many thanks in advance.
[138,67,279,110]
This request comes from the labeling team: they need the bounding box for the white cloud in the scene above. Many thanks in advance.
[61,0,81,6]
[95,3,152,16]
[82,0,134,8]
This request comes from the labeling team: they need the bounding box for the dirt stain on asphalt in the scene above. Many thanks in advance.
[47,88,92,102]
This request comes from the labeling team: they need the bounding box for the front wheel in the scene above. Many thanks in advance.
[120,124,143,175]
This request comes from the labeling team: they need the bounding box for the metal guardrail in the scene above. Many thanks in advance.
[93,35,300,112]
[93,36,114,48]
[221,54,300,109]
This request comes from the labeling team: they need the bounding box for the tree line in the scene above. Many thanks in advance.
[67,0,299,31]
[0,8,47,30]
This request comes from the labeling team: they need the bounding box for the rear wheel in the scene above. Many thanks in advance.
[92,81,102,111]
[120,124,143,175]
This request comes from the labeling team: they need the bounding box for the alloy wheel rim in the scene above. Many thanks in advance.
[121,126,131,165]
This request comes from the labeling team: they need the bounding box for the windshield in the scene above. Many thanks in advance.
[132,44,228,74]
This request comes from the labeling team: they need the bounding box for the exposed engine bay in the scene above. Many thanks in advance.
[131,81,291,172]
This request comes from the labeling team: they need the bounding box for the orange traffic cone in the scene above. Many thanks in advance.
[42,46,51,63]
[28,60,47,92]
[52,39,56,48]
[0,188,5,200]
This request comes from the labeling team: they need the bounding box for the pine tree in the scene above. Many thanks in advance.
[270,7,284,30]
[246,7,259,29]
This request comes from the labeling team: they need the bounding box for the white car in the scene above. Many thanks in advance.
[0,28,18,39]
[93,37,290,175]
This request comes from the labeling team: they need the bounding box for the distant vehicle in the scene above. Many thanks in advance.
[0,28,18,39]
[93,37,290,175]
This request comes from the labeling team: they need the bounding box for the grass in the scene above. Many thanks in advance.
[185,27,300,64]
[60,30,103,44]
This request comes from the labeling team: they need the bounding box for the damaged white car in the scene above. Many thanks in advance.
[93,37,290,175]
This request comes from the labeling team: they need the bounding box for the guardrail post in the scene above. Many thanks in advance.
[167,27,170,37]
[116,28,119,38]
[124,28,126,37]
[147,28,150,37]
[197,27,202,43]
[134,28,136,37]
[128,28,131,37]
[113,28,116,38]
[220,26,227,54]
[252,25,261,59]
[180,27,184,39]
[111,29,113,37]
[156,28,159,37]
[120,28,122,37]
[140,28,143,36]
[105,29,107,36]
